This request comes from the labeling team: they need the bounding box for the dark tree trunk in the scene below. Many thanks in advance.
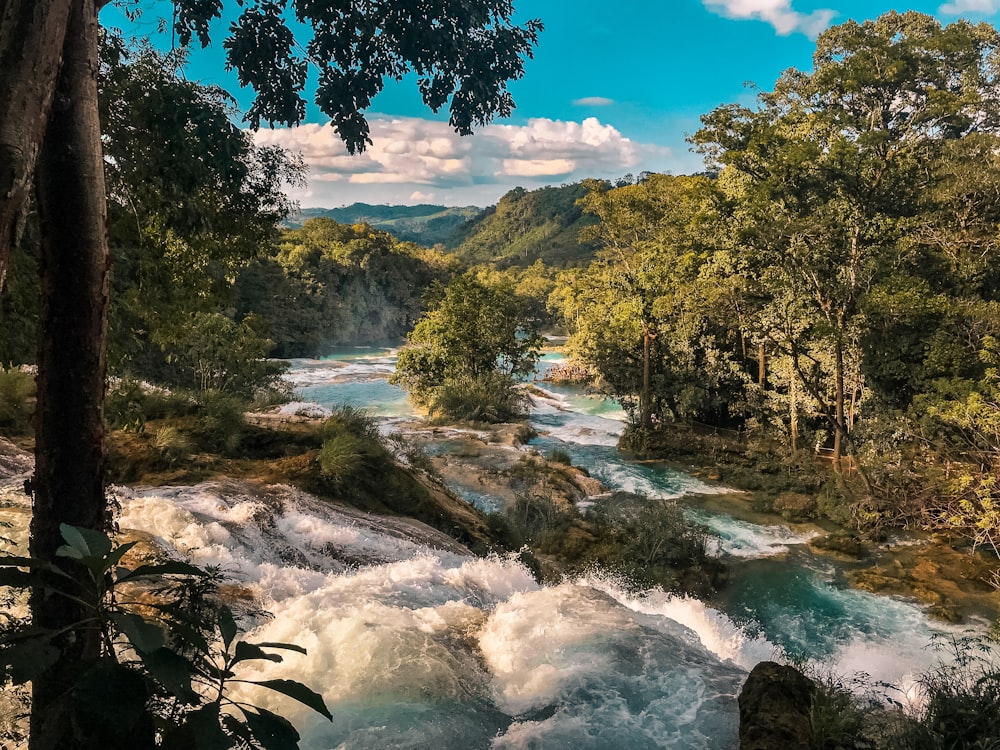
[0,0,73,289]
[28,0,110,746]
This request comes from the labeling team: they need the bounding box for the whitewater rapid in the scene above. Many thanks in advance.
[112,481,753,748]
[0,350,982,749]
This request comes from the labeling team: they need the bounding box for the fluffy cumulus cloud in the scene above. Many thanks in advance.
[703,0,836,37]
[253,116,673,207]
[939,0,1000,13]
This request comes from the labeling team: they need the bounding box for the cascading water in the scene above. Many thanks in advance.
[0,349,984,749]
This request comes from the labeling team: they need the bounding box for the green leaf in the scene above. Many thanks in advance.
[110,611,166,654]
[58,524,113,560]
[250,679,332,720]
[240,706,301,750]
[104,540,138,569]
[140,647,199,704]
[218,604,238,651]
[251,641,307,656]
[117,560,209,581]
[232,640,283,666]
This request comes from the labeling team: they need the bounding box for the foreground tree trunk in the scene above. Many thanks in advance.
[0,0,73,289]
[28,0,111,745]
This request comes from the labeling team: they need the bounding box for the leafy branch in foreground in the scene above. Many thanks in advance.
[0,524,330,749]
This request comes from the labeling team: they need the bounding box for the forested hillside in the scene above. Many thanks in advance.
[449,182,600,267]
[236,219,459,356]
[288,203,480,246]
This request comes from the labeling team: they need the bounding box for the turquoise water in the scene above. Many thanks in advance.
[283,349,978,735]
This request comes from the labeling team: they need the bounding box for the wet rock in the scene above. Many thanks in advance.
[0,437,32,480]
[772,491,817,522]
[809,531,867,558]
[739,661,816,750]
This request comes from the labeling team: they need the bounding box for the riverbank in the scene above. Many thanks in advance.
[625,424,1000,626]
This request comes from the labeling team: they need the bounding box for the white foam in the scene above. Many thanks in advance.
[275,401,333,418]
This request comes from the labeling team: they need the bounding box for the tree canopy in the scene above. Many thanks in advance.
[392,273,543,423]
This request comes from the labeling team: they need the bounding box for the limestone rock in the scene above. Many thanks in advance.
[739,661,816,750]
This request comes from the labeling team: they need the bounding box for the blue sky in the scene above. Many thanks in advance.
[101,0,1000,208]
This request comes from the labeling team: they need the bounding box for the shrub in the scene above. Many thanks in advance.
[0,368,33,435]
[802,635,1000,750]
[192,391,247,454]
[899,635,1000,749]
[151,425,193,465]
[586,493,723,593]
[106,379,197,432]
[317,432,369,484]
[428,372,530,423]
[548,449,572,465]
[311,410,393,496]
[504,493,565,543]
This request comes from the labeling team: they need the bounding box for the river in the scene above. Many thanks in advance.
[3,349,980,749]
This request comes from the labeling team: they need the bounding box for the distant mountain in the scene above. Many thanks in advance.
[448,183,599,268]
[286,203,481,246]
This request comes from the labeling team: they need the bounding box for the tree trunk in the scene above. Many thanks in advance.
[28,0,111,745]
[758,342,766,388]
[640,322,653,430]
[789,364,798,453]
[832,335,845,471]
[0,0,73,289]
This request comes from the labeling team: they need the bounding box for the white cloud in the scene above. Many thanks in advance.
[252,116,674,207]
[502,158,577,177]
[573,96,615,106]
[410,191,436,202]
[939,0,999,13]
[703,0,836,38]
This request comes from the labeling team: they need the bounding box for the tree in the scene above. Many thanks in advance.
[694,11,1000,468]
[0,2,540,746]
[558,174,737,429]
[392,273,543,422]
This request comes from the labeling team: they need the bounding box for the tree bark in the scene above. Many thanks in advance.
[640,321,653,429]
[0,0,73,289]
[832,335,845,471]
[789,364,798,453]
[758,342,766,388]
[28,0,111,745]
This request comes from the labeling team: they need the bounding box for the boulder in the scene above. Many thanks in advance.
[739,661,816,750]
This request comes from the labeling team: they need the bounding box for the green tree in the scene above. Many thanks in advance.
[100,37,303,380]
[694,11,1000,469]
[557,174,738,429]
[0,2,541,746]
[392,273,543,422]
